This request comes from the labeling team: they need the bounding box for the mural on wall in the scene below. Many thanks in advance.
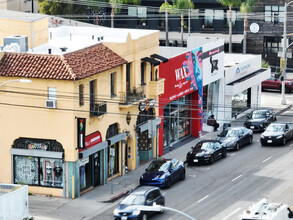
[183,47,203,134]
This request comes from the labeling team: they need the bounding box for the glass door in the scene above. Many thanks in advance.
[170,110,179,144]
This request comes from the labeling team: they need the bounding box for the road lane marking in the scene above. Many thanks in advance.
[222,207,241,220]
[197,195,209,203]
[189,175,196,178]
[230,153,235,157]
[232,175,242,182]
[262,156,272,163]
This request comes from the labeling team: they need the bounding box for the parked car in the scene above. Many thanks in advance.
[217,127,253,150]
[243,108,277,132]
[261,75,293,93]
[186,140,227,165]
[113,186,165,220]
[139,158,185,189]
[260,122,293,146]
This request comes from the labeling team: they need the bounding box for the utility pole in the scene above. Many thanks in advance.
[31,0,34,13]
[281,2,288,105]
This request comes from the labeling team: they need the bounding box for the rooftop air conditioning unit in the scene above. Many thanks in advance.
[4,35,28,52]
[46,99,57,109]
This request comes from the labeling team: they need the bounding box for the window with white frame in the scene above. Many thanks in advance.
[48,87,57,100]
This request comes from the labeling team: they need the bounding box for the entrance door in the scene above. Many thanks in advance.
[93,152,100,186]
[124,142,128,168]
[170,110,179,144]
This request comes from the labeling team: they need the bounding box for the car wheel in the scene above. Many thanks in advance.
[282,136,287,145]
[165,177,172,189]
[180,169,186,180]
[222,149,227,158]
[249,136,253,144]
[142,213,147,220]
[209,155,214,164]
[261,141,266,146]
[235,142,240,151]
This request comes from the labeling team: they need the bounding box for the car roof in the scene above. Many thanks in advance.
[269,122,287,126]
[252,108,273,112]
[198,140,220,143]
[224,127,245,131]
[131,186,160,195]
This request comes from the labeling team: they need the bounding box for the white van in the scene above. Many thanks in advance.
[240,198,293,220]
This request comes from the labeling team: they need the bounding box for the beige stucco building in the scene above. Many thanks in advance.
[0,15,165,197]
[0,10,48,49]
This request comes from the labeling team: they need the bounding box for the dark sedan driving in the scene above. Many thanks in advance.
[217,127,253,150]
[260,123,293,146]
[186,140,227,165]
[243,108,277,132]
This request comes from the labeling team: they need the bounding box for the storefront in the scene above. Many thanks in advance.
[11,138,64,192]
[136,100,161,165]
[224,54,271,121]
[158,39,225,154]
[106,123,127,179]
[78,130,108,193]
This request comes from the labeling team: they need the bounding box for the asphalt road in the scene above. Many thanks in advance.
[94,92,293,220]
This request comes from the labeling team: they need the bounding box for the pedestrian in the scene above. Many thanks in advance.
[207,114,219,131]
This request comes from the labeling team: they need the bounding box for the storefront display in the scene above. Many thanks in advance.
[79,156,91,190]
[12,138,64,188]
[232,89,251,117]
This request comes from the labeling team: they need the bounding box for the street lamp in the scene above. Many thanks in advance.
[281,1,293,105]
[0,78,32,87]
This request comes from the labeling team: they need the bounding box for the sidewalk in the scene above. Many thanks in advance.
[29,96,292,220]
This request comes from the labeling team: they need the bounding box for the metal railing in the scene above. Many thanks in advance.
[90,102,107,117]
[120,86,145,105]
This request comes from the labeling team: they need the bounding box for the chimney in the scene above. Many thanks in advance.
[48,48,51,54]
[60,47,68,52]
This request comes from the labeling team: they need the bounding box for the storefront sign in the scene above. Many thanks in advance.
[85,131,102,149]
[138,99,155,111]
[77,118,86,149]
[26,142,49,151]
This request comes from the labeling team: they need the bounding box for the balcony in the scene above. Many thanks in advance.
[149,78,165,97]
[90,102,107,117]
[120,86,146,105]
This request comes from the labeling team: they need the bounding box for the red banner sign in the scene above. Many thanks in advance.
[85,131,102,149]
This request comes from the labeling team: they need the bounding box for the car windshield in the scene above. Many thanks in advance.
[219,129,239,137]
[195,142,220,151]
[147,160,170,172]
[251,111,267,119]
[121,194,145,205]
[266,124,285,132]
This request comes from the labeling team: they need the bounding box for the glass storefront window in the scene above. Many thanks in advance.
[80,156,92,191]
[232,89,250,117]
[203,80,220,120]
[14,155,63,188]
[163,94,191,149]
[40,158,63,187]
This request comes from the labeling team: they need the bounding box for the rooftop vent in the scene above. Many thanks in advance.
[60,47,68,52]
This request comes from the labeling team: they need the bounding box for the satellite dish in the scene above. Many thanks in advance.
[250,23,259,33]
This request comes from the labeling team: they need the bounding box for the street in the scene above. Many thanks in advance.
[92,92,293,220]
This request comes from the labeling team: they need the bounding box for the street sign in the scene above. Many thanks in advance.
[277,51,292,58]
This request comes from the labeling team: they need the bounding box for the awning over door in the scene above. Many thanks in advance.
[107,133,127,145]
[137,118,162,133]
[79,141,108,159]
[226,68,271,95]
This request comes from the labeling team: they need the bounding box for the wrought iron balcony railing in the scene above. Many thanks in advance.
[120,86,145,105]
[90,102,107,117]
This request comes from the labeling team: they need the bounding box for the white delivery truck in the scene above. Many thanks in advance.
[240,198,293,220]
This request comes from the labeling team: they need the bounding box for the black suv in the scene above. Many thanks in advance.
[244,108,277,132]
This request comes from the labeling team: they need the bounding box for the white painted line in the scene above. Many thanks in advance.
[230,153,236,157]
[290,143,293,147]
[262,156,272,163]
[206,167,210,170]
[189,175,196,178]
[222,207,241,220]
[232,175,242,182]
[197,195,209,203]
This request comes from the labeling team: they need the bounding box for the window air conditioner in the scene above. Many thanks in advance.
[46,99,57,109]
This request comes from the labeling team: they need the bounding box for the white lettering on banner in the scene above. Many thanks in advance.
[169,88,193,101]
[175,67,188,81]
[91,136,100,143]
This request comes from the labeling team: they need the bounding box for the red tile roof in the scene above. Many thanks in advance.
[0,44,127,80]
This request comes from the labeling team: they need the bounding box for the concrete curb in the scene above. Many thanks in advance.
[276,104,292,115]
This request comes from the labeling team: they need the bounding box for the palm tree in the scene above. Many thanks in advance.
[109,0,140,28]
[216,0,242,53]
[240,0,258,54]
[172,0,194,46]
[159,0,173,46]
